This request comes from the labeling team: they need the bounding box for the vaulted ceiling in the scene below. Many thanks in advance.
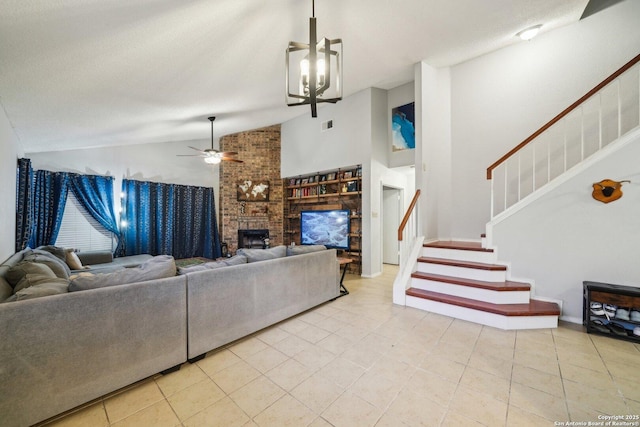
[0,0,594,153]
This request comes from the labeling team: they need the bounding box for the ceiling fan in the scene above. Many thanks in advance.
[178,116,243,164]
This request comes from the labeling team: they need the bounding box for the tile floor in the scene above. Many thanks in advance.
[42,265,640,427]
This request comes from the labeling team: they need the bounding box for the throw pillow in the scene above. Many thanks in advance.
[236,245,286,263]
[223,254,248,266]
[65,249,84,270]
[15,274,69,293]
[177,255,248,275]
[69,255,176,291]
[35,245,67,262]
[286,244,327,256]
[25,250,72,279]
[12,281,69,301]
[5,261,56,288]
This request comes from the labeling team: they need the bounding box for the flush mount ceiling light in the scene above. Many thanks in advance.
[177,116,243,164]
[517,24,542,41]
[286,0,343,118]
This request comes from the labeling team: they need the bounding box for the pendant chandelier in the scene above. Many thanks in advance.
[286,0,343,118]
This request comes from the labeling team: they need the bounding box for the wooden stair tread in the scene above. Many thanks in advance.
[424,241,493,253]
[406,288,560,317]
[411,272,530,291]
[418,257,507,271]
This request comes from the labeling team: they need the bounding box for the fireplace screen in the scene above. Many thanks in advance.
[237,229,269,249]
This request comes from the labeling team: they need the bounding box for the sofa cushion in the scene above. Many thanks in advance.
[24,250,71,279]
[7,280,69,301]
[286,244,327,256]
[224,254,248,266]
[236,245,286,263]
[76,250,113,266]
[35,245,67,262]
[5,261,57,288]
[177,254,248,275]
[111,254,153,268]
[15,274,69,293]
[0,275,13,302]
[68,255,176,291]
[65,250,84,270]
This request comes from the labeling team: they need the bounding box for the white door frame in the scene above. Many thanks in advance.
[381,184,404,266]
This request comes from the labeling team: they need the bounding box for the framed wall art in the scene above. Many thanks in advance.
[237,179,270,201]
[391,102,415,152]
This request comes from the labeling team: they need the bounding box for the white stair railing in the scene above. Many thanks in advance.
[488,55,640,218]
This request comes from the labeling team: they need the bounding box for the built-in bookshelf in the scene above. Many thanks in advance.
[283,165,362,274]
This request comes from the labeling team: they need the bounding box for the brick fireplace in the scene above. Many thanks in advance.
[219,125,283,253]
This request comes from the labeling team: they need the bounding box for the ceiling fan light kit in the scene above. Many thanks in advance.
[177,116,243,164]
[285,0,343,118]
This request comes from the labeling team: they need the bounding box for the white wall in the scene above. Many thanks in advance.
[28,138,220,225]
[282,87,416,277]
[0,104,24,261]
[281,90,371,178]
[416,62,453,241]
[282,89,374,274]
[491,129,640,323]
[449,0,640,239]
[370,88,415,276]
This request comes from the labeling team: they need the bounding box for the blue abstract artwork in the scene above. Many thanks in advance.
[391,102,415,151]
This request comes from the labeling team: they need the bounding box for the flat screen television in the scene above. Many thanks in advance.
[300,209,350,250]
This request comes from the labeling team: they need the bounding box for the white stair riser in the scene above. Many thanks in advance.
[416,262,506,282]
[422,247,496,264]
[411,278,530,304]
[405,297,558,330]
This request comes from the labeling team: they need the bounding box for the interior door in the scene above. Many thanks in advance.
[382,186,401,265]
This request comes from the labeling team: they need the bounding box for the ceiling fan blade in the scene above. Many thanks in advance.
[176,154,204,157]
[188,146,207,153]
[222,158,244,163]
[220,151,238,156]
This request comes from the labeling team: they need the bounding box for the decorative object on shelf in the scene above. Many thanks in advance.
[592,179,630,204]
[239,202,246,215]
[391,102,415,152]
[237,180,270,201]
[177,117,243,164]
[285,0,343,117]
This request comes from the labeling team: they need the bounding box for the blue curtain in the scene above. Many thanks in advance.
[15,158,33,251]
[15,163,123,254]
[69,174,122,255]
[121,179,220,259]
[27,170,70,248]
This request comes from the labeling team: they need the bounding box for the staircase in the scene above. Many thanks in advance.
[394,54,639,330]
[404,240,560,330]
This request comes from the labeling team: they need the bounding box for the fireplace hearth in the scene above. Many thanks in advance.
[237,229,269,249]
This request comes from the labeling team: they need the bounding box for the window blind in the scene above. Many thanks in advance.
[55,192,114,252]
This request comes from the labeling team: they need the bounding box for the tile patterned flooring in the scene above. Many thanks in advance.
[43,265,640,427]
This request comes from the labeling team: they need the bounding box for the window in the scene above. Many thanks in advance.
[55,192,115,252]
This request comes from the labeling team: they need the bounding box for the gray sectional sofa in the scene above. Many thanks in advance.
[0,245,339,427]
